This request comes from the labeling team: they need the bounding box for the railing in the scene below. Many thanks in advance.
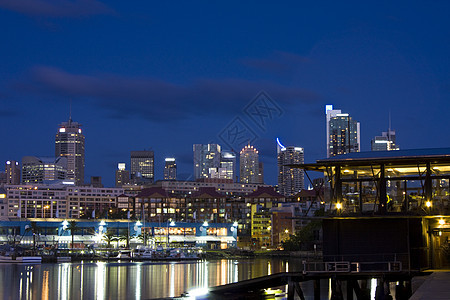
[302,260,403,274]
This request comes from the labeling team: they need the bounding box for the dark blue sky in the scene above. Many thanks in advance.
[1,1,450,186]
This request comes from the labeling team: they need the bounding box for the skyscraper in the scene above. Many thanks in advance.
[193,144,221,179]
[371,129,399,151]
[326,105,360,157]
[220,151,236,181]
[164,158,177,180]
[21,156,67,184]
[115,163,130,187]
[240,144,259,184]
[55,118,85,185]
[130,151,154,184]
[5,160,20,185]
[277,138,304,197]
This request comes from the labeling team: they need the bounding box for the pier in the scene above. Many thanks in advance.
[209,260,421,300]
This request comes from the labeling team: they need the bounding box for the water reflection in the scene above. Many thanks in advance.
[0,258,319,299]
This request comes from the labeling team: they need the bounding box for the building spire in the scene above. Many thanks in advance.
[69,99,72,123]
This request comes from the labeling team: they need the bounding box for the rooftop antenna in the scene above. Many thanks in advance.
[388,109,391,132]
[69,99,72,123]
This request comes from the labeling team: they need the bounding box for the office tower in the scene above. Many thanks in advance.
[258,161,264,184]
[164,158,177,180]
[130,151,154,184]
[115,163,130,187]
[277,138,304,197]
[90,176,103,188]
[220,151,236,181]
[5,160,20,184]
[326,105,360,158]
[21,156,67,184]
[55,118,85,185]
[371,129,399,151]
[240,144,260,184]
[193,144,221,179]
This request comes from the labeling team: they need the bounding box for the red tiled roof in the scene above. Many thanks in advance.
[246,186,283,198]
[191,187,224,198]
[136,187,169,198]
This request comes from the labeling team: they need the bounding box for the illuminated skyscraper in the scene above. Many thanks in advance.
[220,151,236,181]
[277,138,304,196]
[55,119,85,185]
[115,163,130,187]
[326,105,360,157]
[21,156,67,184]
[130,151,154,184]
[240,144,259,184]
[371,129,399,151]
[164,158,177,180]
[5,160,20,185]
[193,144,221,179]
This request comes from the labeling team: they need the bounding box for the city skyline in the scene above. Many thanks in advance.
[1,2,450,186]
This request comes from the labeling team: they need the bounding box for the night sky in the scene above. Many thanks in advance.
[1,1,450,186]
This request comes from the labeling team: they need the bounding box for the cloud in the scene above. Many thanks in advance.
[242,51,312,77]
[0,0,113,17]
[19,66,321,123]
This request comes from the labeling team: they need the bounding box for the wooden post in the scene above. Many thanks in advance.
[314,279,321,300]
[347,280,353,300]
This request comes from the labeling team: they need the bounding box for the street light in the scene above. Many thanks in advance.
[167,219,175,248]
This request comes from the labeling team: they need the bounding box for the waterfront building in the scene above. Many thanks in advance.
[164,158,177,180]
[244,187,285,248]
[371,129,399,151]
[151,179,269,196]
[325,105,360,157]
[220,151,236,181]
[0,219,237,249]
[240,144,259,184]
[21,156,67,184]
[134,187,185,223]
[130,150,154,184]
[115,163,130,187]
[277,139,304,196]
[5,160,20,185]
[55,118,85,185]
[188,187,229,223]
[271,206,294,246]
[4,183,124,219]
[193,144,221,180]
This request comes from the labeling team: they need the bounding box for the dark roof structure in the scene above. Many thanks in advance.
[246,186,284,198]
[191,187,224,198]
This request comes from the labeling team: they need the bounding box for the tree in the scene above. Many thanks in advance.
[67,221,80,249]
[102,230,119,248]
[25,222,41,255]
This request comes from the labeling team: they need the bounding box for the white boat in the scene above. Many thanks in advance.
[133,247,154,259]
[0,256,42,264]
[116,250,132,259]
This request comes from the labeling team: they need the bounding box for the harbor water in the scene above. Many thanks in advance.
[0,258,390,299]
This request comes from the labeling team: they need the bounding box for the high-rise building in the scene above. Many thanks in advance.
[164,158,177,180]
[115,163,130,187]
[240,144,260,184]
[55,118,85,185]
[258,161,264,184]
[5,160,20,185]
[277,138,304,197]
[130,151,154,184]
[326,105,360,157]
[21,156,67,184]
[193,144,221,179]
[220,151,236,181]
[371,129,399,151]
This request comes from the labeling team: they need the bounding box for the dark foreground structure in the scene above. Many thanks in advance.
[209,148,450,299]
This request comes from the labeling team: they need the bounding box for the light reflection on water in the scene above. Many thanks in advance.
[0,258,342,299]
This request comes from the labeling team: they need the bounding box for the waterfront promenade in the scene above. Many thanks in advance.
[410,271,450,300]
